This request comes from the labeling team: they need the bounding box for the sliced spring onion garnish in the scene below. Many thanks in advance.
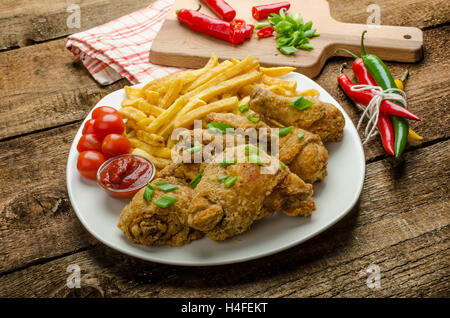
[207,122,234,134]
[155,180,179,192]
[221,158,237,165]
[224,176,238,188]
[290,96,315,110]
[279,126,294,136]
[255,22,271,29]
[187,141,202,153]
[217,175,228,182]
[280,161,287,169]
[247,114,260,123]
[190,169,204,189]
[297,131,305,140]
[143,182,155,202]
[248,155,265,165]
[245,145,259,155]
[153,195,179,208]
[238,104,249,113]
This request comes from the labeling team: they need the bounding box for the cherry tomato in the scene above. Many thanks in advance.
[77,134,102,152]
[82,119,96,135]
[92,106,118,119]
[93,113,124,138]
[101,134,131,157]
[77,151,106,180]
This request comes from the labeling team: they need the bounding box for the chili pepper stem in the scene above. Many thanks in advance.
[361,30,368,56]
[400,69,409,83]
[335,48,359,60]
[339,63,347,74]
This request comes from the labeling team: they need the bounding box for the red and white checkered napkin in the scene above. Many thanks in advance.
[66,0,183,85]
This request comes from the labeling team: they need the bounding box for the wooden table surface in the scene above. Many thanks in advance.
[0,0,449,298]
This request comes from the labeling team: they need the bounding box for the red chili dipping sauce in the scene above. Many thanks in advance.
[97,154,155,199]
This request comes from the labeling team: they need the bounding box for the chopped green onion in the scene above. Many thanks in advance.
[299,43,314,50]
[153,195,179,208]
[217,175,228,182]
[221,158,237,166]
[186,141,202,153]
[207,122,234,134]
[280,161,287,169]
[245,145,259,155]
[290,96,315,110]
[190,169,204,189]
[224,176,238,188]
[255,22,271,30]
[274,21,293,34]
[302,21,313,31]
[155,180,179,192]
[238,104,249,113]
[143,182,154,202]
[279,126,294,136]
[248,155,265,165]
[280,46,298,55]
[247,114,260,123]
[297,131,305,140]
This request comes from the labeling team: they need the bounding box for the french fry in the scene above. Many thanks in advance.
[124,98,164,117]
[126,119,138,131]
[136,117,155,129]
[131,148,171,169]
[124,86,143,99]
[129,138,172,159]
[240,96,250,106]
[127,130,136,139]
[260,66,296,77]
[262,74,297,91]
[174,96,239,128]
[297,89,320,97]
[136,130,165,147]
[143,90,159,105]
[183,60,233,92]
[160,78,183,109]
[118,107,147,122]
[192,70,262,103]
[145,96,187,133]
[172,98,207,126]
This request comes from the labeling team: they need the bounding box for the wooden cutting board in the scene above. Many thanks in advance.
[149,0,423,77]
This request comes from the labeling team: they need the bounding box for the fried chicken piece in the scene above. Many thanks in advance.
[263,172,315,217]
[205,112,328,183]
[187,145,315,241]
[118,176,203,246]
[249,88,345,142]
[187,149,287,240]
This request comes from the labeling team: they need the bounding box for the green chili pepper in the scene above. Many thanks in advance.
[360,30,408,158]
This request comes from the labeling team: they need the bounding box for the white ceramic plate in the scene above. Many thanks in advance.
[66,72,365,266]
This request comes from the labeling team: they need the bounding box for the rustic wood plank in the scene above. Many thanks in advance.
[0,26,449,160]
[0,138,448,297]
[1,0,447,51]
[0,38,128,140]
[0,123,97,273]
[328,0,450,29]
[0,0,153,50]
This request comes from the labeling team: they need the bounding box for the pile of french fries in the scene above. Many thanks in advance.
[118,54,320,169]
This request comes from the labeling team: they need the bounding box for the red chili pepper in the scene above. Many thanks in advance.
[337,68,395,155]
[256,26,275,38]
[252,2,291,20]
[244,24,254,39]
[202,0,236,21]
[177,9,247,45]
[377,111,396,156]
[338,72,420,121]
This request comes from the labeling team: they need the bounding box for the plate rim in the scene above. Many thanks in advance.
[66,72,366,266]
